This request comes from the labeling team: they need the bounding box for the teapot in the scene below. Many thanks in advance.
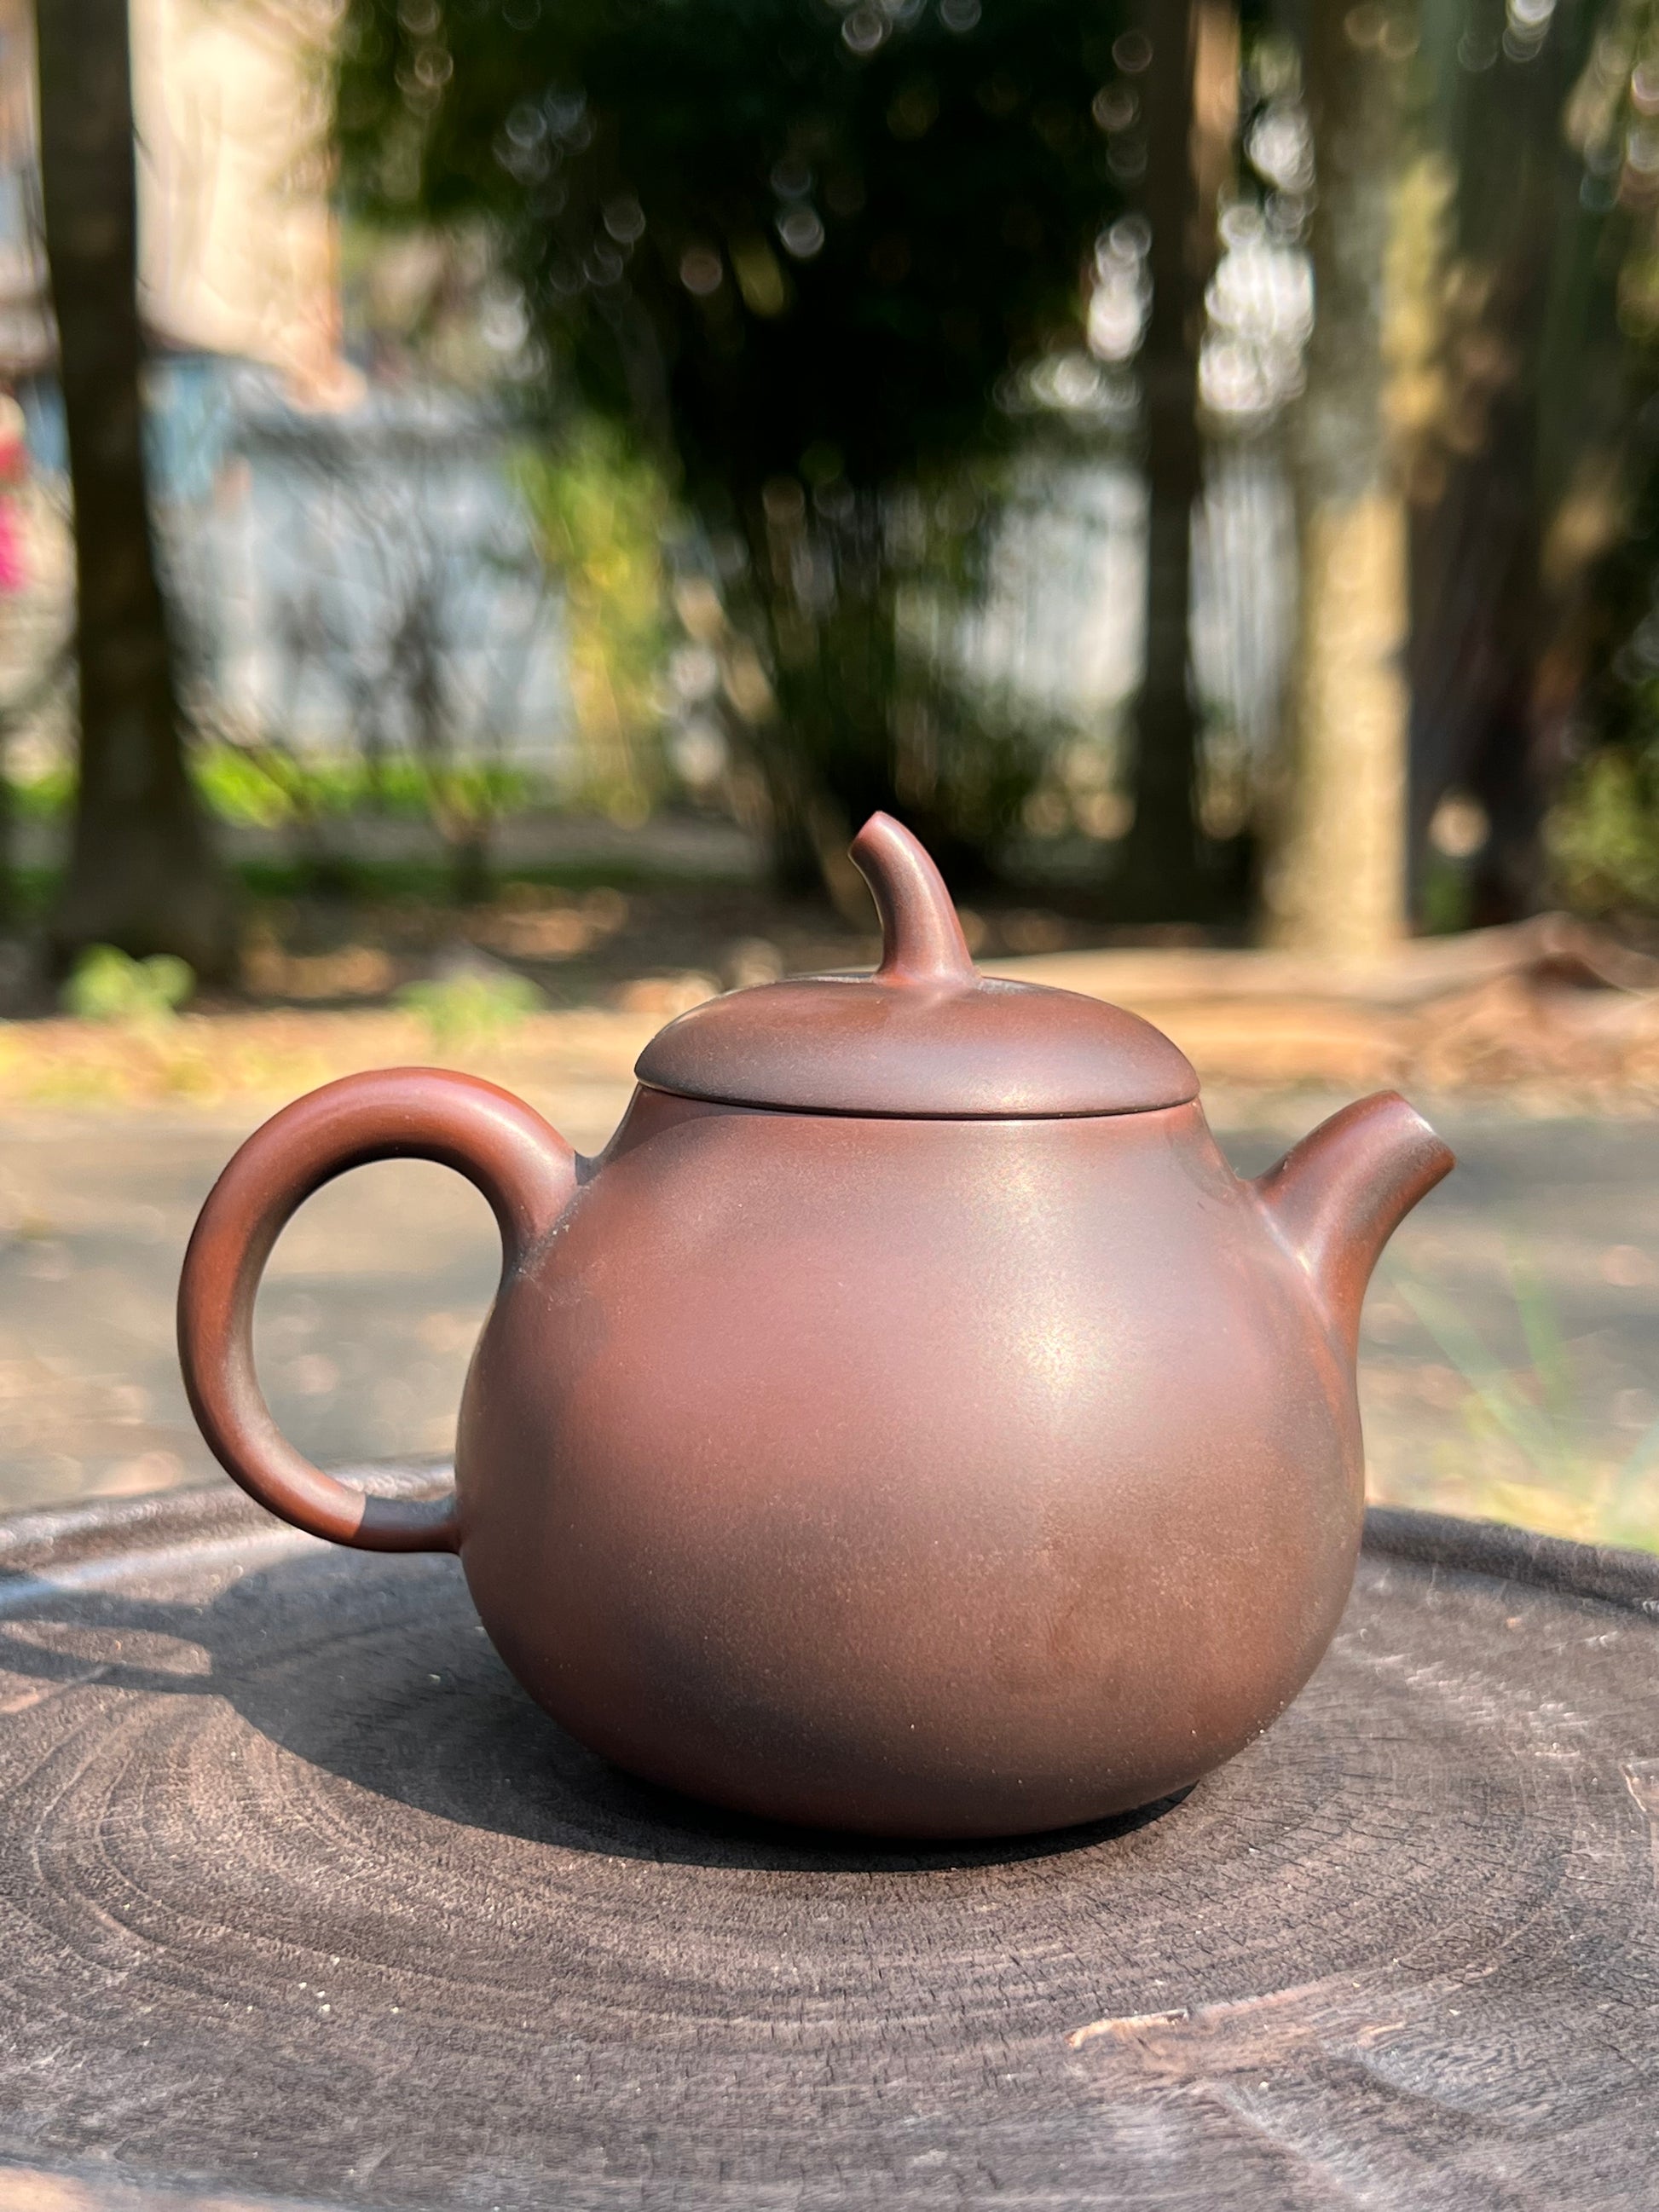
[178,815,1453,1839]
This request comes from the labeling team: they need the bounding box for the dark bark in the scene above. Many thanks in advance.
[1405,15,1616,925]
[757,592,1007,906]
[1408,390,1553,924]
[1119,0,1210,916]
[736,490,931,907]
[34,0,234,979]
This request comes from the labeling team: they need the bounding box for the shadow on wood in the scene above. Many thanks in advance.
[0,1480,1657,2209]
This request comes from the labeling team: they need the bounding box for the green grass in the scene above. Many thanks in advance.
[8,752,538,829]
[0,851,750,931]
[61,946,194,1025]
[229,852,746,901]
[396,969,544,1051]
[1383,1246,1659,1551]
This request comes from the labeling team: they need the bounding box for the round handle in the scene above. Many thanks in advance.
[177,1068,578,1552]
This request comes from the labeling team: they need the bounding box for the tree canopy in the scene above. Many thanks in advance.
[338,0,1130,884]
[339,0,1124,505]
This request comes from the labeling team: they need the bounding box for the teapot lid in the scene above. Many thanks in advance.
[634,814,1199,1118]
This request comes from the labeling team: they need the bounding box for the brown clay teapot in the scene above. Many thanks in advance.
[178,815,1453,1839]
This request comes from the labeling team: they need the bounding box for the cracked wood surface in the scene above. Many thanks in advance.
[0,1484,1657,2209]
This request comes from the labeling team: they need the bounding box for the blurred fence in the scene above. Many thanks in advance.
[2,352,1302,846]
[916,438,1296,824]
[166,372,569,777]
[9,361,573,811]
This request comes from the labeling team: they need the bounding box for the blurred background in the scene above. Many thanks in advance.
[5,0,1659,1540]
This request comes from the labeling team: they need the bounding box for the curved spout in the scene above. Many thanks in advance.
[1253,1094,1454,1354]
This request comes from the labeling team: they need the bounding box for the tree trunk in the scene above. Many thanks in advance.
[34,0,234,979]
[1263,9,1408,956]
[1119,0,1209,916]
[1405,20,1611,927]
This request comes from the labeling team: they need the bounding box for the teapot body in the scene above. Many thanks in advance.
[455,1084,1363,1838]
[178,816,1451,1839]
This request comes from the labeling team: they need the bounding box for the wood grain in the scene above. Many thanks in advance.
[0,1481,1657,2209]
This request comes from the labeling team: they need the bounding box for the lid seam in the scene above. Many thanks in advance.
[633,1081,1199,1122]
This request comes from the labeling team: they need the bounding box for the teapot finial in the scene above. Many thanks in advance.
[852,813,976,987]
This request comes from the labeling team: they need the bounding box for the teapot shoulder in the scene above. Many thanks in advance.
[583,1083,1247,1189]
[523,1088,1315,1325]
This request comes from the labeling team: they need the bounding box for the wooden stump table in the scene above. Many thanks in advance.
[2,1476,1658,2210]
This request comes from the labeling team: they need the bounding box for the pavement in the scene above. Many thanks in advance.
[2,1091,1657,1540]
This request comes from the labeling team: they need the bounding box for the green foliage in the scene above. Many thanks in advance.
[63,946,195,1026]
[338,0,1122,500]
[9,762,73,820]
[197,747,316,830]
[396,967,543,1052]
[520,424,671,823]
[336,0,1126,876]
[200,748,535,830]
[1547,747,1659,915]
[1418,852,1475,936]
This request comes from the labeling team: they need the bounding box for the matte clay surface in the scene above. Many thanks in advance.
[637,814,1199,1118]
[178,1068,1449,1836]
[175,817,1451,1834]
[1,1482,1658,2209]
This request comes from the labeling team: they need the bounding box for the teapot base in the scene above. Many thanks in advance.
[580,1754,1217,1843]
[471,1585,1317,1841]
